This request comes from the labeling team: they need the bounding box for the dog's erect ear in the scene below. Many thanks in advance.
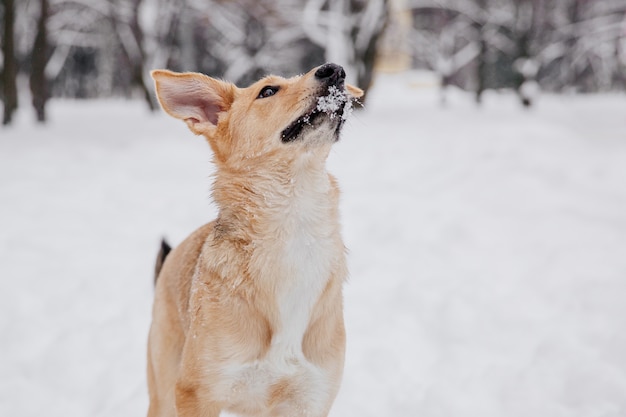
[151,70,234,135]
[346,84,364,99]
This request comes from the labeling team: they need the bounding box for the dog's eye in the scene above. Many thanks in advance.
[258,86,279,99]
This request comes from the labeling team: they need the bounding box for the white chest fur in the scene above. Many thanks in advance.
[273,172,335,355]
[215,168,339,415]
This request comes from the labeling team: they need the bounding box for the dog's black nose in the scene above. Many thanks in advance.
[315,63,346,84]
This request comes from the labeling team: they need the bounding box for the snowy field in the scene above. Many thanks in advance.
[2,72,626,417]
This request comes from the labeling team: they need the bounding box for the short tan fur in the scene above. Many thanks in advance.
[147,63,363,417]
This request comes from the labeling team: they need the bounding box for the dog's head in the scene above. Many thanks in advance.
[151,64,363,166]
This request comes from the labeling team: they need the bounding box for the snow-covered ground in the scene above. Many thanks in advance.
[2,73,626,417]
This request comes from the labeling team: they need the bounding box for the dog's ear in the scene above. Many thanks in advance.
[151,70,235,135]
[346,84,364,99]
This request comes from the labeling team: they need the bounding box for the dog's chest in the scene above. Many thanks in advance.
[217,177,338,413]
[255,172,337,347]
[274,188,335,351]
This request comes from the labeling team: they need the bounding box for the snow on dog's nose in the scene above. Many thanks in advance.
[280,64,356,143]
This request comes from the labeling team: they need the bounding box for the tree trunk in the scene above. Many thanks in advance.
[356,22,383,104]
[474,0,487,104]
[474,30,487,104]
[30,0,49,123]
[2,0,18,125]
[354,0,388,105]
[130,0,157,111]
[110,0,157,111]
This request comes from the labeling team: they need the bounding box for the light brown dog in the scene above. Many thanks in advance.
[147,63,363,417]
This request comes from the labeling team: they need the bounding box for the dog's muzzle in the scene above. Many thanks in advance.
[280,63,352,143]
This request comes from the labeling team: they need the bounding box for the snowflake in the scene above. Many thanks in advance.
[316,86,354,120]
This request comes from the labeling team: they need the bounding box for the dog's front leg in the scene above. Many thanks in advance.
[175,380,220,417]
[174,323,221,417]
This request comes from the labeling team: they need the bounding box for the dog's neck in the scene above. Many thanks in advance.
[212,149,339,240]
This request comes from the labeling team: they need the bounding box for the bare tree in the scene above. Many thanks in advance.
[43,1,109,97]
[2,0,390,120]
[107,0,156,109]
[409,3,484,101]
[542,0,626,91]
[36,0,157,107]
[302,0,388,98]
[163,0,328,86]
[30,0,49,122]
[474,0,488,103]
[2,0,18,125]
[409,0,626,99]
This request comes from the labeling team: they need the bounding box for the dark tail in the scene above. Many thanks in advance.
[154,238,172,285]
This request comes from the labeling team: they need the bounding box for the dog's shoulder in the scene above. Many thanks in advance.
[155,222,216,312]
[160,222,216,276]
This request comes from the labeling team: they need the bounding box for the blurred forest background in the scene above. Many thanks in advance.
[1,0,625,125]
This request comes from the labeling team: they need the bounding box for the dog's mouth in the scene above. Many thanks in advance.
[281,86,354,143]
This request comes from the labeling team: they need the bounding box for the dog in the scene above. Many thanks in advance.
[147,63,363,417]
